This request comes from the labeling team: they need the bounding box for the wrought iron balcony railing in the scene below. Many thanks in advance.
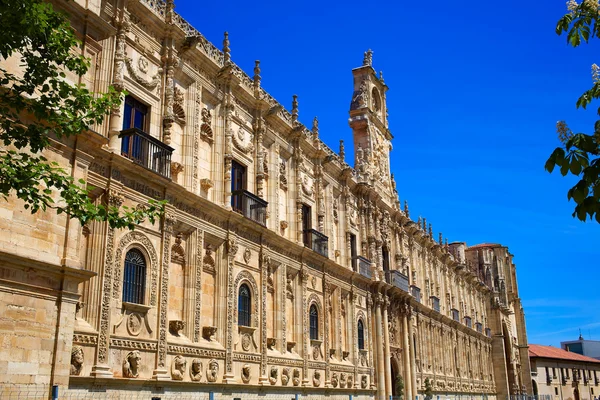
[120,128,173,179]
[355,256,372,279]
[385,270,409,292]
[430,296,440,312]
[303,229,328,257]
[464,316,472,329]
[451,308,460,322]
[231,190,268,225]
[410,285,421,303]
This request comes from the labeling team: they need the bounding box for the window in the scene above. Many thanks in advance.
[302,204,311,246]
[309,304,318,340]
[231,160,247,211]
[123,248,147,304]
[357,319,365,350]
[121,96,148,159]
[382,246,390,272]
[238,284,251,327]
[555,388,559,395]
[553,368,557,378]
[350,234,357,271]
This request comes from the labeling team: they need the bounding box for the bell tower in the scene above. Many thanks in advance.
[349,50,393,190]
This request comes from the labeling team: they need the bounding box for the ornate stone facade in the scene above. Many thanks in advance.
[0,0,531,399]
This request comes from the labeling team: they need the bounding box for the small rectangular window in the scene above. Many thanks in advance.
[350,234,357,271]
[555,388,559,395]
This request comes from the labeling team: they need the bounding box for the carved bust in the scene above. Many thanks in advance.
[190,358,202,381]
[292,368,300,386]
[123,350,142,378]
[206,359,219,382]
[241,363,251,383]
[313,370,321,387]
[171,355,186,381]
[361,374,368,388]
[70,345,84,376]
[269,366,278,385]
[281,367,290,386]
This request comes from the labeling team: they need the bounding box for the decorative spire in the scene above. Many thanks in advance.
[253,60,261,88]
[439,233,443,245]
[404,200,409,218]
[363,49,373,67]
[380,71,385,84]
[417,216,422,227]
[428,223,432,238]
[291,94,298,123]
[312,116,319,137]
[445,238,448,248]
[422,218,427,231]
[339,140,345,161]
[223,32,230,65]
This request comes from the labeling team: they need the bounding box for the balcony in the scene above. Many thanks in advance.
[464,316,472,329]
[303,229,328,257]
[475,322,483,333]
[410,285,421,303]
[385,270,409,292]
[430,296,440,312]
[231,190,268,226]
[355,256,372,279]
[120,128,173,179]
[451,308,460,322]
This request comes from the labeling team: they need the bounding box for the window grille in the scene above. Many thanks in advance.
[357,319,365,350]
[309,304,318,340]
[123,249,147,304]
[238,284,251,327]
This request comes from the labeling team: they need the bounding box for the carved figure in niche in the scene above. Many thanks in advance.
[286,273,294,299]
[269,366,278,385]
[361,374,368,389]
[347,374,354,388]
[203,244,215,274]
[279,159,288,190]
[331,372,338,388]
[123,350,142,378]
[206,359,219,382]
[70,345,84,376]
[340,372,347,388]
[171,355,186,380]
[351,80,369,110]
[241,364,251,383]
[292,368,300,386]
[313,370,321,387]
[281,368,290,386]
[190,359,203,381]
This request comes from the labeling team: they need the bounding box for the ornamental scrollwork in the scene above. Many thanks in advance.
[124,57,162,91]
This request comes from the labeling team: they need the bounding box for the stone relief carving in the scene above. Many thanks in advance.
[206,359,219,382]
[331,372,338,388]
[171,355,186,380]
[169,320,185,336]
[361,374,368,388]
[241,363,251,383]
[70,345,84,376]
[190,359,203,381]
[124,57,162,91]
[203,244,216,274]
[123,350,142,378]
[171,233,185,264]
[200,107,214,143]
[286,273,294,300]
[351,80,368,110]
[333,198,339,224]
[313,370,321,387]
[269,366,278,385]
[243,248,251,264]
[301,174,314,197]
[292,368,300,386]
[347,374,353,388]
[281,367,290,385]
[241,333,252,352]
[137,55,149,73]
[340,372,347,388]
[279,158,288,190]
[202,326,217,342]
[232,126,254,154]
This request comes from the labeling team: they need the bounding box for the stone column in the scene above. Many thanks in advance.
[324,280,332,387]
[367,293,375,389]
[301,268,310,386]
[383,296,392,398]
[258,248,269,385]
[402,305,413,400]
[186,229,203,342]
[352,290,359,388]
[153,210,176,380]
[223,233,238,383]
[408,304,417,400]
[375,294,386,400]
[90,189,122,378]
[107,14,127,152]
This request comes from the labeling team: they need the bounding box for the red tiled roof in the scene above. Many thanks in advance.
[529,344,600,363]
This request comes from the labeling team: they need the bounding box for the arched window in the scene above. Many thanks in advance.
[357,319,365,350]
[238,284,251,327]
[123,248,147,304]
[309,304,318,340]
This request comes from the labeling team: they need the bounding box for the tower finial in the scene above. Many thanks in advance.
[404,200,409,218]
[380,70,385,84]
[363,49,373,67]
[429,223,433,238]
[339,140,345,161]
[223,32,230,65]
[423,217,427,231]
[291,95,299,123]
[439,233,443,245]
[312,117,319,138]
[253,60,261,85]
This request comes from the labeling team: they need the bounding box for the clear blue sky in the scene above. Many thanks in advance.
[174,0,600,347]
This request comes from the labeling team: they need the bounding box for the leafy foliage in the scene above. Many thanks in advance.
[0,0,165,229]
[395,374,405,399]
[424,377,433,400]
[546,0,600,223]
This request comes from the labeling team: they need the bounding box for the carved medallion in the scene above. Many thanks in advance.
[127,313,142,336]
[243,248,251,264]
[241,333,251,352]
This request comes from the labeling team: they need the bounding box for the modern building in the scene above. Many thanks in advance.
[562,336,600,361]
[530,344,600,400]
[0,0,532,399]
